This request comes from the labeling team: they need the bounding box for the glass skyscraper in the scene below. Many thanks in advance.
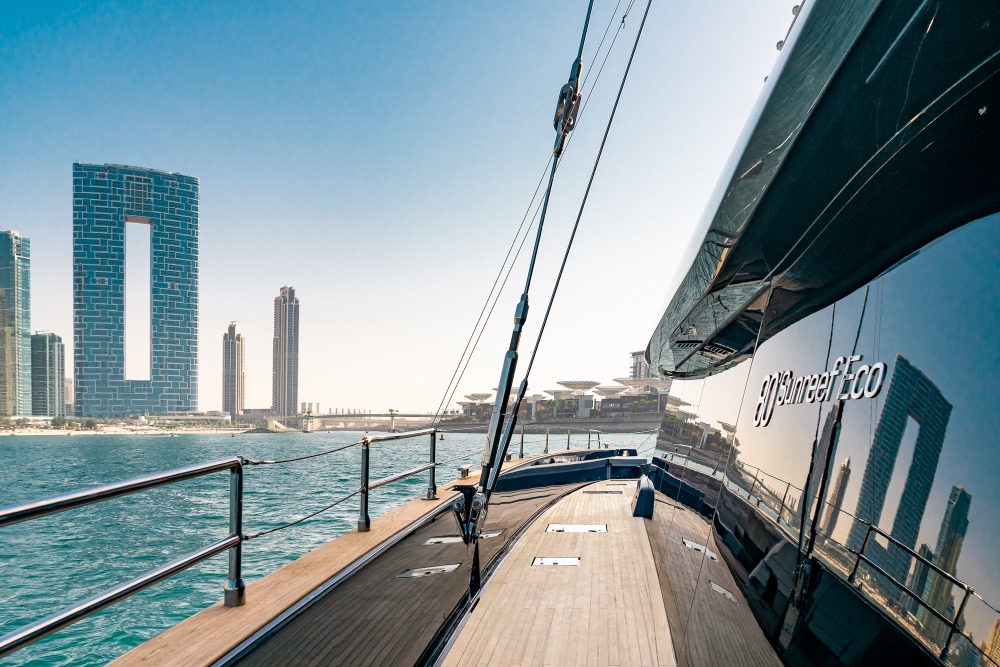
[272,286,299,417]
[222,322,245,419]
[31,332,65,417]
[0,230,31,417]
[73,163,199,417]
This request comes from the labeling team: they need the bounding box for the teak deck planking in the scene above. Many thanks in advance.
[443,480,678,667]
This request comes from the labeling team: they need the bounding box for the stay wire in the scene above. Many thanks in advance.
[488,0,654,484]
[431,158,552,423]
[523,0,654,386]
[431,2,631,422]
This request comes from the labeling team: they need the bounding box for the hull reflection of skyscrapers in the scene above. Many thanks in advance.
[919,485,971,645]
[847,356,952,591]
[821,457,851,540]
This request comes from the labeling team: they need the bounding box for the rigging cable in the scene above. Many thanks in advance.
[430,0,628,425]
[474,0,599,505]
[484,0,655,497]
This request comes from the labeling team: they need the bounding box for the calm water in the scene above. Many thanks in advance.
[0,429,656,666]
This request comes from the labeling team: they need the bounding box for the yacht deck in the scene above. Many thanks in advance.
[443,479,677,667]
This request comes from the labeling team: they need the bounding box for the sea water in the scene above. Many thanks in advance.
[0,430,656,666]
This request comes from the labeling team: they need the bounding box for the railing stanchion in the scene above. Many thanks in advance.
[544,427,549,453]
[224,464,246,606]
[519,424,524,458]
[849,525,873,584]
[426,431,438,500]
[567,428,571,450]
[358,437,371,531]
[779,482,790,524]
[941,586,973,660]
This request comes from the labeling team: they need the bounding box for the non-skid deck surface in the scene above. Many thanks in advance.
[112,456,551,667]
[234,481,587,667]
[645,498,782,667]
[443,480,677,667]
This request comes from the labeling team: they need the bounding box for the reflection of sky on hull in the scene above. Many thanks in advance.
[727,212,1000,645]
[664,213,1000,647]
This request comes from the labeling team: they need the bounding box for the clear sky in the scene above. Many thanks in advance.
[0,1,794,413]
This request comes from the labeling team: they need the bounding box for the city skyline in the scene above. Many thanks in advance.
[0,3,794,413]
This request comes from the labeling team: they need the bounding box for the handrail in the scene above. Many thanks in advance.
[0,428,479,659]
[0,535,240,658]
[0,457,241,527]
[0,457,245,660]
[357,429,439,531]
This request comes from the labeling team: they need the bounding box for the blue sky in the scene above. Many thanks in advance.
[0,1,794,411]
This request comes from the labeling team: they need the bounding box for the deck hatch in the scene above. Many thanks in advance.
[532,557,581,566]
[545,524,607,533]
[709,581,737,603]
[682,538,719,561]
[398,563,461,578]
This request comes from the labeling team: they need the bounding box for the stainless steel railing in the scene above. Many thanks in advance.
[0,428,451,659]
[0,457,246,659]
[357,428,439,531]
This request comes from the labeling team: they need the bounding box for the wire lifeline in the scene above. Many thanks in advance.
[486,0,656,496]
[241,440,362,466]
[243,455,470,540]
[244,491,361,540]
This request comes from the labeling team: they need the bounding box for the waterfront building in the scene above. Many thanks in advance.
[630,350,653,379]
[272,286,299,416]
[31,332,65,417]
[73,163,199,417]
[920,485,972,643]
[820,457,851,540]
[0,230,31,417]
[222,322,245,419]
[64,377,74,417]
[847,355,952,586]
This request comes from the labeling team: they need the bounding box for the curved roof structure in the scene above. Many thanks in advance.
[593,386,627,398]
[557,381,600,392]
[466,393,493,402]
